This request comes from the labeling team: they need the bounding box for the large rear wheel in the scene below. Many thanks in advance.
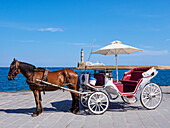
[140,83,162,110]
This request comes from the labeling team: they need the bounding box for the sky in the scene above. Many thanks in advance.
[0,0,170,67]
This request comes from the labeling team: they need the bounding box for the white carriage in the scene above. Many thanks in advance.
[79,67,162,114]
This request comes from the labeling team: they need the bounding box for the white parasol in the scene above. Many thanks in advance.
[92,41,143,82]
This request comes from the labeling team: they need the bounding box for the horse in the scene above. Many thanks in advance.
[8,58,79,117]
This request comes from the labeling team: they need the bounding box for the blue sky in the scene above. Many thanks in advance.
[0,0,170,67]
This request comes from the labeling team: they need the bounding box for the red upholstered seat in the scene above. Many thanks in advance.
[94,73,105,86]
[122,67,152,92]
[121,80,138,86]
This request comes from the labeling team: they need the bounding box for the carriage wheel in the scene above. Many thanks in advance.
[140,83,162,110]
[88,91,109,115]
[80,93,90,108]
[121,95,137,104]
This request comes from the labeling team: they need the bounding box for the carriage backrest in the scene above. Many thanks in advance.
[122,67,152,81]
[130,71,144,81]
[94,73,105,86]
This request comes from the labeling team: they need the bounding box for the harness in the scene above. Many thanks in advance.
[27,68,49,95]
[26,68,70,94]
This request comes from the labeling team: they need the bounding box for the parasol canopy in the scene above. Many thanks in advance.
[92,41,143,82]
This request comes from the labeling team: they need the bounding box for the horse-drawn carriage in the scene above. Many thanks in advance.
[8,59,162,116]
[37,66,162,115]
[79,67,162,114]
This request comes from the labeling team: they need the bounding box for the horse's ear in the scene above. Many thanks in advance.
[13,58,17,62]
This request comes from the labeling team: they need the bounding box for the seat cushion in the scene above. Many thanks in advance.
[121,80,138,86]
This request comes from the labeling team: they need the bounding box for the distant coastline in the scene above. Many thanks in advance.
[75,65,170,70]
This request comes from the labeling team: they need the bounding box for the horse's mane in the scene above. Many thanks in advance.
[19,61,36,71]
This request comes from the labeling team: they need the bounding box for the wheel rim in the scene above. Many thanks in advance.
[141,83,162,109]
[88,92,109,114]
[80,94,89,108]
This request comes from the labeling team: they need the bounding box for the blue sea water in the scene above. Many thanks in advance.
[0,67,170,92]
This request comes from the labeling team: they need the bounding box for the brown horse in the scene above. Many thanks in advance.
[8,58,79,117]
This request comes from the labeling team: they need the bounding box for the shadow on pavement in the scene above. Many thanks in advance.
[0,100,72,115]
[0,107,57,115]
[108,102,145,112]
[163,92,170,95]
[0,100,145,116]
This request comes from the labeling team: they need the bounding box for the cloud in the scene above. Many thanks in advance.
[38,27,63,32]
[0,21,63,32]
[132,50,168,56]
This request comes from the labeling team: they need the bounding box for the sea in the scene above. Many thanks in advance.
[0,67,170,92]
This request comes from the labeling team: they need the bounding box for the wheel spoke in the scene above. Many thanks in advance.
[153,97,159,104]
[150,85,152,92]
[90,102,95,105]
[154,91,161,96]
[100,105,104,110]
[153,87,159,94]
[144,99,150,105]
[101,103,107,106]
[91,105,96,110]
[90,98,96,103]
[95,105,98,111]
[98,106,101,111]
[142,96,148,100]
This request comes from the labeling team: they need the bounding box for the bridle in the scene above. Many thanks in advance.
[8,61,20,78]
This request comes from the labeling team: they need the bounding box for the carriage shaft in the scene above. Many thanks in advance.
[36,79,85,95]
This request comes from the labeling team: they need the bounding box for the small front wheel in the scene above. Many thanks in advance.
[88,91,109,115]
[140,83,162,110]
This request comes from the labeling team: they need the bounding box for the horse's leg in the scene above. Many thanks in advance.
[69,92,76,113]
[68,85,79,114]
[72,92,79,114]
[32,90,42,117]
[39,91,43,113]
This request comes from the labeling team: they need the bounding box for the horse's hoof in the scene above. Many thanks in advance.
[32,113,38,117]
[32,111,42,117]
[73,109,79,114]
[68,109,73,113]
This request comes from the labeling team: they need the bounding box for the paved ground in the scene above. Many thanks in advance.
[0,87,170,128]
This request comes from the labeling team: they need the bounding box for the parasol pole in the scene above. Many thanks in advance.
[115,54,118,82]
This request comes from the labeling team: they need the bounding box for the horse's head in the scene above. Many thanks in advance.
[8,58,20,80]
